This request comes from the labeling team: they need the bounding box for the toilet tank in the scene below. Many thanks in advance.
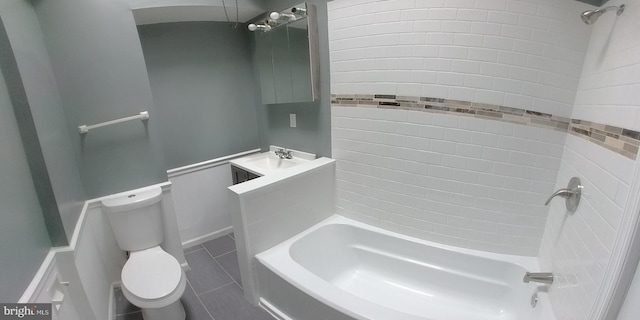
[101,186,165,252]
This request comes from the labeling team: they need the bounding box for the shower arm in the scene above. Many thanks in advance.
[598,5,625,15]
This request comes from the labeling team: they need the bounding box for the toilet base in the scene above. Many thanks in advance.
[141,299,185,320]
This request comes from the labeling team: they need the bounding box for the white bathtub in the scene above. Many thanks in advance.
[256,215,556,320]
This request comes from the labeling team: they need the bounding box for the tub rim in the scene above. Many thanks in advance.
[256,214,554,320]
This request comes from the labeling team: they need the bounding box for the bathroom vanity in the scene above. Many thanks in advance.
[229,146,316,185]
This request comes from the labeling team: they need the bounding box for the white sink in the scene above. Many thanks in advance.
[230,146,316,177]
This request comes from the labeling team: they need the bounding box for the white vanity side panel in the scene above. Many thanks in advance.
[169,163,234,247]
[243,161,336,254]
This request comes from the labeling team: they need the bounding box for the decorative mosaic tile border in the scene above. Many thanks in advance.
[570,120,640,160]
[331,93,640,160]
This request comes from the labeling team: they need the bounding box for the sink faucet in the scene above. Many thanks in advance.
[523,272,554,284]
[274,148,292,159]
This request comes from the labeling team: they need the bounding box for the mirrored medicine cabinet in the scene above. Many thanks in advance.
[575,0,610,6]
[250,3,320,104]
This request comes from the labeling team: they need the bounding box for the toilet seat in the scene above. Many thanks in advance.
[121,246,186,309]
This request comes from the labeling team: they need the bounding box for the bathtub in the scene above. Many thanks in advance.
[256,215,556,320]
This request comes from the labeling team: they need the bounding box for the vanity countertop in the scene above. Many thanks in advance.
[229,146,316,177]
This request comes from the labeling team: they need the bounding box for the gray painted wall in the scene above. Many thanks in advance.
[257,0,331,157]
[0,51,52,303]
[32,0,167,198]
[138,22,261,169]
[0,0,85,243]
[0,14,68,246]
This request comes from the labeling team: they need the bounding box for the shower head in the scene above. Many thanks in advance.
[581,4,625,25]
[580,9,603,24]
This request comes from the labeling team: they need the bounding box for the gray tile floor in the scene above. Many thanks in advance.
[115,234,274,320]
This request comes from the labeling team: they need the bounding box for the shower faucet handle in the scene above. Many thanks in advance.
[544,177,582,213]
[544,188,575,205]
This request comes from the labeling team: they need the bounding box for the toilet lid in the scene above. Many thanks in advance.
[122,247,183,300]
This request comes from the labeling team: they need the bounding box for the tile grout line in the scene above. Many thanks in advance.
[214,251,243,289]
[201,235,236,258]
[183,244,204,254]
[184,245,234,261]
[200,245,241,291]
[218,234,242,288]
[194,279,236,297]
[209,249,236,259]
[199,237,243,290]
[185,247,206,255]
[186,278,217,320]
[184,245,233,317]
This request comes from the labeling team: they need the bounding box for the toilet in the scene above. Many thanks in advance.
[102,186,186,320]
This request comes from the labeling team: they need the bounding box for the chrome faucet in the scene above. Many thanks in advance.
[274,148,292,159]
[523,272,554,284]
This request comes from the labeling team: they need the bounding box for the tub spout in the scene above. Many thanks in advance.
[523,272,554,284]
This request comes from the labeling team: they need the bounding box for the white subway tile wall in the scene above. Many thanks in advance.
[538,135,634,320]
[328,0,593,117]
[539,1,640,318]
[329,1,640,317]
[573,1,640,130]
[332,106,566,255]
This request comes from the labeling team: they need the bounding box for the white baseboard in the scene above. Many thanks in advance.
[181,226,233,249]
